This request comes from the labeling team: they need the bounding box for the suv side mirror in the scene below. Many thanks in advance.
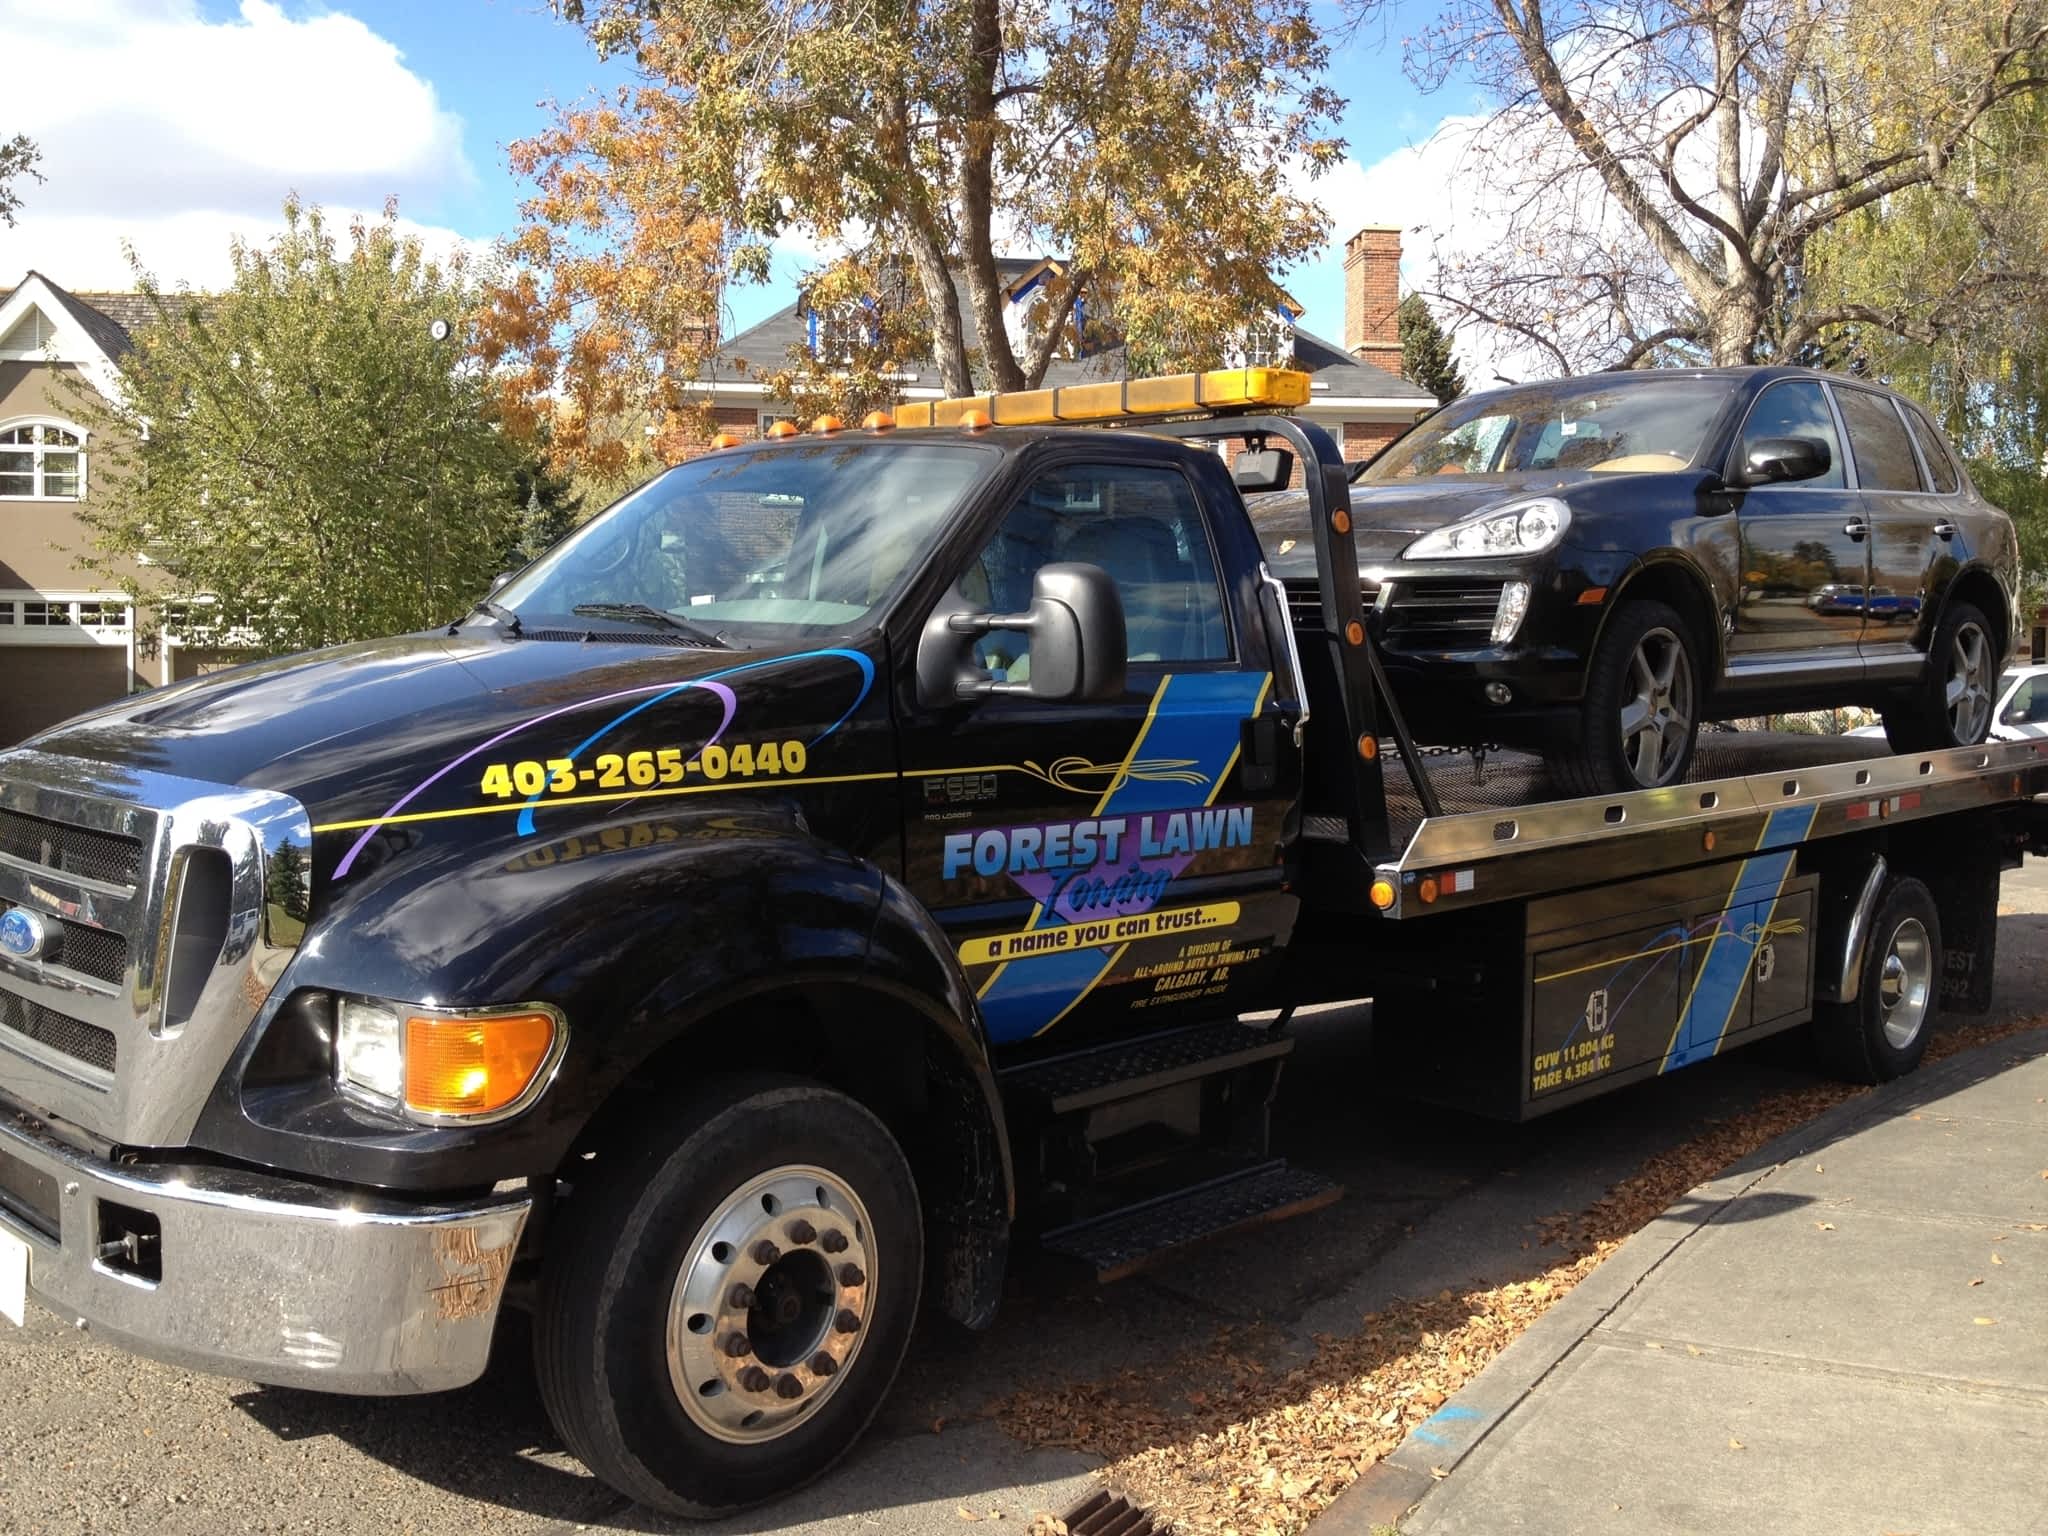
[917,563,1128,708]
[1739,436,1831,486]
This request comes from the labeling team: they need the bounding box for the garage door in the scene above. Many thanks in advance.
[0,646,133,746]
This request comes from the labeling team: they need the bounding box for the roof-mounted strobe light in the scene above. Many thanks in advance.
[863,411,896,431]
[812,414,845,434]
[892,367,1312,429]
[765,420,800,439]
[708,431,743,450]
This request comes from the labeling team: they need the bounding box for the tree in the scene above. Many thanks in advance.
[0,133,40,227]
[69,199,529,657]
[486,0,1344,472]
[1397,293,1466,403]
[1406,0,2048,370]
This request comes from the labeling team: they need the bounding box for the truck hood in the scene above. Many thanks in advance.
[1248,474,1592,576]
[20,626,880,884]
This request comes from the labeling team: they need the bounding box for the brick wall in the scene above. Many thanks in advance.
[1343,226,1404,372]
[1344,420,1404,463]
[674,405,764,461]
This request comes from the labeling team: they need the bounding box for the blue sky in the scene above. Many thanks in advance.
[5,0,1474,346]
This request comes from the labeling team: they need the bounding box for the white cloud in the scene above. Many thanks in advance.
[0,0,478,289]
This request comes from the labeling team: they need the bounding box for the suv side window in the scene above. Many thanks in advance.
[1833,387,1924,492]
[1739,380,1845,489]
[1903,408,1961,494]
[960,462,1231,680]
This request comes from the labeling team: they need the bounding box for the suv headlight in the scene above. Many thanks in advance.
[335,994,566,1122]
[1402,498,1571,560]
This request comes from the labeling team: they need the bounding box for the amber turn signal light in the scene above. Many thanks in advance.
[1369,879,1396,910]
[403,1009,561,1118]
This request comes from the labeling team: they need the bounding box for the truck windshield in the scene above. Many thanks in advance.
[1364,376,1737,482]
[495,440,995,638]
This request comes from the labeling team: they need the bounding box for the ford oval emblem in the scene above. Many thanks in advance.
[0,907,48,962]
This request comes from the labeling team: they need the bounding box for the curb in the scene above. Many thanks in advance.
[1308,1023,2048,1535]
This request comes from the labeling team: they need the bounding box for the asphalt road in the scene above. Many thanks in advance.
[7,864,2047,1536]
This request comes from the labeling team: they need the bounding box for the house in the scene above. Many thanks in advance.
[683,226,1437,458]
[0,273,212,745]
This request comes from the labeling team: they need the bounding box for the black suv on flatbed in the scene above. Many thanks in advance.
[1250,366,2020,794]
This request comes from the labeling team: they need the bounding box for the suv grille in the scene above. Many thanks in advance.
[1283,578,1383,628]
[1384,580,1507,650]
[0,806,143,887]
[0,992,117,1075]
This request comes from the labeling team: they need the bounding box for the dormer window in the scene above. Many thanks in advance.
[810,303,874,364]
[0,420,86,500]
[1239,314,1295,369]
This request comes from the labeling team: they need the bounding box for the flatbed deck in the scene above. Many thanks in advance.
[1330,731,2048,917]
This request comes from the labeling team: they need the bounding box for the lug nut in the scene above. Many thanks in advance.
[750,1240,780,1266]
[774,1373,804,1400]
[833,1308,861,1335]
[785,1218,817,1245]
[738,1366,771,1393]
[837,1263,866,1288]
[820,1229,849,1254]
[809,1351,839,1377]
[720,1333,752,1358]
[727,1283,755,1310]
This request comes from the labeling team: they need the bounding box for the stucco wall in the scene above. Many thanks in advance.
[0,360,131,593]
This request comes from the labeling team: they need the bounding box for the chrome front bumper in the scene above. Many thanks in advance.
[0,1107,530,1395]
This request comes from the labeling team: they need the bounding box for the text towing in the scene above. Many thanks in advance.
[1,368,2043,1515]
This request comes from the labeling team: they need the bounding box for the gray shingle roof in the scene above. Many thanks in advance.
[700,262,1434,403]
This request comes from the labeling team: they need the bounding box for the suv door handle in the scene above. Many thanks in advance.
[1844,519,1869,541]
[1933,520,1958,540]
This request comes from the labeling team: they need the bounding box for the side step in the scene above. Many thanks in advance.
[1041,1160,1342,1283]
[1000,1019,1292,1115]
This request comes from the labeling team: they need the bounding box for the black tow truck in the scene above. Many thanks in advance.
[1,369,2042,1515]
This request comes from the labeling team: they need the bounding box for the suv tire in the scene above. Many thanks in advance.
[1546,599,1701,797]
[1881,599,1997,751]
[535,1076,922,1516]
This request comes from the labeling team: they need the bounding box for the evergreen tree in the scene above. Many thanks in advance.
[1398,293,1466,404]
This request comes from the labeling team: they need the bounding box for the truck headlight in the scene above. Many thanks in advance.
[1402,498,1570,560]
[335,995,565,1122]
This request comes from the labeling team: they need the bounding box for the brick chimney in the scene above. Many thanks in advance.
[1343,225,1403,367]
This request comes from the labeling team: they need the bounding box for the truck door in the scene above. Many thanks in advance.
[897,450,1298,1048]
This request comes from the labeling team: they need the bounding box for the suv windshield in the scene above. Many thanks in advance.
[1364,375,1738,483]
[496,440,995,639]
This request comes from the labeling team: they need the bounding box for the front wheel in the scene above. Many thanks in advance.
[1546,599,1702,797]
[1811,877,1942,1083]
[536,1078,923,1516]
[1882,599,1996,751]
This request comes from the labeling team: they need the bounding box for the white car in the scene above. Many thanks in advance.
[1850,663,2048,742]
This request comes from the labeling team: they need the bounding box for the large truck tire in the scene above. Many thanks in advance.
[535,1076,923,1516]
[1811,877,1942,1084]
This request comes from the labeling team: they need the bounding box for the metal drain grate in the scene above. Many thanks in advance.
[1054,1489,1161,1536]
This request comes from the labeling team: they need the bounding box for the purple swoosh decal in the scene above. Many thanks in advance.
[333,679,738,880]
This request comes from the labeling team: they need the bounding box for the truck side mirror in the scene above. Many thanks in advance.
[1738,436,1830,486]
[1233,447,1295,493]
[488,570,516,596]
[917,563,1128,708]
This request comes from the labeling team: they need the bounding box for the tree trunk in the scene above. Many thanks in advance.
[958,0,1023,393]
[1708,286,1765,365]
[903,219,974,398]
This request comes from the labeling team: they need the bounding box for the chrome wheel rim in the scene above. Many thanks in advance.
[666,1164,875,1444]
[1945,622,1993,743]
[1878,916,1933,1050]
[1618,626,1694,786]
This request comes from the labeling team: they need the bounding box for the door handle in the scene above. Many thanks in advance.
[1933,521,1958,540]
[1843,519,1869,541]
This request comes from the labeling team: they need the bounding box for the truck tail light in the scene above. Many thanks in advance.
[404,1010,561,1119]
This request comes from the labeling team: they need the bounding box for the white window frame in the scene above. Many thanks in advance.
[0,417,90,501]
[0,591,132,647]
[1236,314,1296,370]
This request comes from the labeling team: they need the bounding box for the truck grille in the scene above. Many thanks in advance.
[0,806,143,887]
[50,920,127,984]
[0,992,117,1075]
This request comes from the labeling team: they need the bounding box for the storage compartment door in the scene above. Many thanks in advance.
[1529,915,1686,1102]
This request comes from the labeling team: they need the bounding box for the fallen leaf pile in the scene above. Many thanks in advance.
[998,1013,2048,1535]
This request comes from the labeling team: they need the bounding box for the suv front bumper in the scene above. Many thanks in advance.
[0,1101,530,1395]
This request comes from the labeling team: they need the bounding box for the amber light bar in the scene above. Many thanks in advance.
[891,367,1312,429]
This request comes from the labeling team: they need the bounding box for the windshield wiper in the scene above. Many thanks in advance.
[571,602,733,647]
[454,597,522,636]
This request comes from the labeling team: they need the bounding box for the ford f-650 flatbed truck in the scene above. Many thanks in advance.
[1,370,2041,1515]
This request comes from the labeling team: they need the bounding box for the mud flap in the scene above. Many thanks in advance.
[1927,854,2000,1016]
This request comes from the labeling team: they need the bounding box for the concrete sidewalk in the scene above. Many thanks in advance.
[1326,1026,2048,1536]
